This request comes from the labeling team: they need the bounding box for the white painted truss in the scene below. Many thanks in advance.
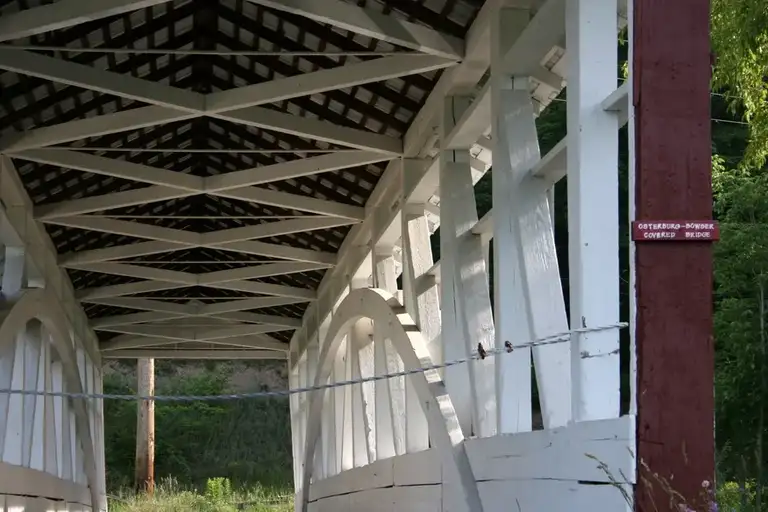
[0,230,106,511]
[0,0,640,510]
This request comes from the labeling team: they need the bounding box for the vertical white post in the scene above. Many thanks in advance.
[289,360,301,489]
[43,332,58,476]
[372,246,406,455]
[401,198,440,452]
[491,8,573,431]
[349,278,373,466]
[305,340,323,478]
[566,0,621,422]
[627,0,638,418]
[440,97,497,438]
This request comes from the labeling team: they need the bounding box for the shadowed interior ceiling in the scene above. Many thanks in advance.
[0,0,485,352]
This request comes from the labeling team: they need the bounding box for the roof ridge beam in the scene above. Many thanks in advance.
[204,54,458,113]
[0,0,176,42]
[243,0,464,59]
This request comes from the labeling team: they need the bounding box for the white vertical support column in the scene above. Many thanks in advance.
[566,0,621,421]
[440,97,497,438]
[336,335,353,471]
[349,278,373,467]
[318,319,337,478]
[305,340,323,479]
[627,0,638,418]
[372,246,405,455]
[43,331,58,476]
[288,360,301,490]
[27,322,45,470]
[356,327,376,463]
[491,8,573,431]
[400,200,438,452]
[297,354,308,486]
[3,329,25,464]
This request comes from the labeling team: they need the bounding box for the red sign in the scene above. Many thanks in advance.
[631,220,720,242]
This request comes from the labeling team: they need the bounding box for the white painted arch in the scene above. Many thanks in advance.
[300,288,483,512]
[0,287,103,511]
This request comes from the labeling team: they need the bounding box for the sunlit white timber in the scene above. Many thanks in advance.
[286,0,636,510]
[490,9,571,433]
[0,0,641,509]
[566,0,622,421]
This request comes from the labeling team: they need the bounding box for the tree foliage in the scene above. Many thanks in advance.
[711,0,768,166]
[712,160,768,499]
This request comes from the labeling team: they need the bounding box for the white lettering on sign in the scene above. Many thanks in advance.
[636,222,683,231]
[643,231,677,239]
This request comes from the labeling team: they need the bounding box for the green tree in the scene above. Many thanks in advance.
[711,0,768,166]
[712,160,768,504]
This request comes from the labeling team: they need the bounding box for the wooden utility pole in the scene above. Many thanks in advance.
[135,358,155,494]
[633,0,715,509]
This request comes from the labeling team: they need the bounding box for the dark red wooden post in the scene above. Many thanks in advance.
[633,0,715,510]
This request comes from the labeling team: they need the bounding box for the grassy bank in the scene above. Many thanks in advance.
[109,478,293,512]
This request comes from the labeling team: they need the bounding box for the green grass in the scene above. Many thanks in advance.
[109,477,294,512]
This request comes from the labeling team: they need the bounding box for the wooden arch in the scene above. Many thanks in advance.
[0,288,102,511]
[300,288,483,512]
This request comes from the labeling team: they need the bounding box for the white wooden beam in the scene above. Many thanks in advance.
[98,323,292,341]
[0,106,198,153]
[103,349,287,360]
[76,280,188,300]
[213,108,402,155]
[0,49,205,112]
[204,151,395,190]
[197,262,331,284]
[0,0,175,42]
[198,297,308,315]
[36,186,194,219]
[566,0,621,421]
[205,54,458,113]
[214,240,337,265]
[81,297,195,315]
[13,149,204,191]
[100,335,289,352]
[198,218,355,246]
[58,240,186,266]
[214,188,365,220]
[43,216,200,245]
[243,0,464,59]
